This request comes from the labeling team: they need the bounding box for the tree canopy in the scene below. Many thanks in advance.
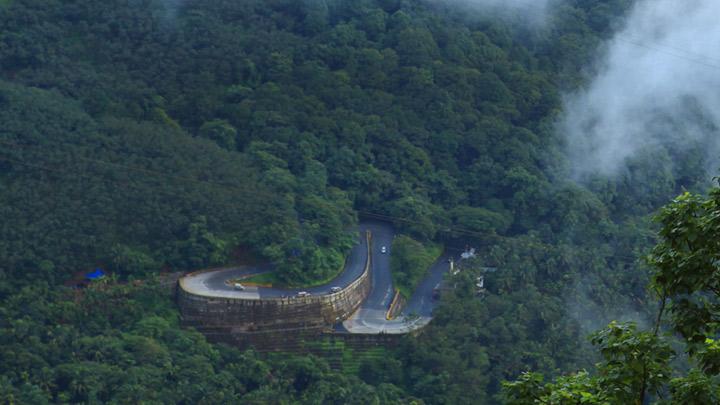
[2,0,715,403]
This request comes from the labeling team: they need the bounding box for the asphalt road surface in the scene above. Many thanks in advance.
[341,222,450,334]
[180,220,450,334]
[180,224,370,299]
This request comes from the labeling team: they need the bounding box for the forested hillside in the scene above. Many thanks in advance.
[1,0,712,403]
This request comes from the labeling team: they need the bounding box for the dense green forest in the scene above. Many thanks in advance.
[1,0,717,403]
[390,235,441,298]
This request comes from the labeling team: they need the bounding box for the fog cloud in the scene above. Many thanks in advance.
[434,0,555,21]
[563,0,720,179]
[565,274,651,358]
[454,0,552,10]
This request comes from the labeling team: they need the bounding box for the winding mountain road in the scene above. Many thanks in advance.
[341,230,449,334]
[180,221,450,334]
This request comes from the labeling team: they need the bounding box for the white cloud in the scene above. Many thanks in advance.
[563,0,720,179]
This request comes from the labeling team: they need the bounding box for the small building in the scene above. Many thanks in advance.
[63,268,106,289]
[460,248,476,260]
[85,268,106,281]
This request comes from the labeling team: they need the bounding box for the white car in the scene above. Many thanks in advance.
[233,283,245,291]
[381,246,387,254]
[297,291,310,297]
[330,286,342,293]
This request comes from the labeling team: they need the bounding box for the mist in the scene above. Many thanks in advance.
[431,0,556,22]
[447,0,553,10]
[563,0,720,180]
[567,274,649,337]
[158,0,186,22]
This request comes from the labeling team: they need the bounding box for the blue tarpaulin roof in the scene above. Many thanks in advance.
[86,268,105,280]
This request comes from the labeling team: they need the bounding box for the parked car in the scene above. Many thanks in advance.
[233,283,245,291]
[330,286,342,293]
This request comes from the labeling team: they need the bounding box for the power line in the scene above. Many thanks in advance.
[359,210,502,242]
[0,138,259,194]
[455,0,720,73]
[619,34,720,67]
[5,7,686,261]
[615,37,720,72]
[357,210,644,262]
[0,138,647,262]
[0,142,280,228]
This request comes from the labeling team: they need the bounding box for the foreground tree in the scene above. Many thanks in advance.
[650,190,720,370]
[504,187,720,404]
[502,322,671,405]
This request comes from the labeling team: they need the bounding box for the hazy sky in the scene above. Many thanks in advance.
[562,0,720,179]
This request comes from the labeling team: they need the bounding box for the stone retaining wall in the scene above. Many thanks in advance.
[192,327,405,353]
[178,231,372,342]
